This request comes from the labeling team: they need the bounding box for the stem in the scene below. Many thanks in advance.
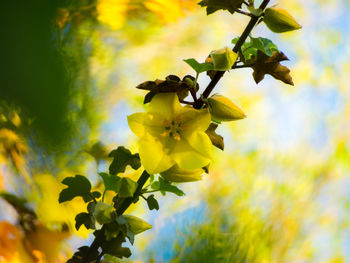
[190,73,199,102]
[234,9,254,17]
[79,170,151,262]
[194,0,271,109]
[101,189,107,203]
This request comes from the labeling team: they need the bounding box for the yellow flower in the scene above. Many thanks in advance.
[127,93,213,174]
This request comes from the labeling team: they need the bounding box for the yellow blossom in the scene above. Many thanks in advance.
[127,93,213,174]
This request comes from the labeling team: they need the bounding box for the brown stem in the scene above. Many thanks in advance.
[194,0,271,109]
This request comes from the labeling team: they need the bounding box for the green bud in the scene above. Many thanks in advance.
[124,215,152,235]
[210,47,238,71]
[93,202,114,225]
[207,94,246,122]
[264,7,302,33]
[160,165,203,183]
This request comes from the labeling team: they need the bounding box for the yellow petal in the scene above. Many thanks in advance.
[171,132,212,169]
[148,93,181,119]
[178,107,211,136]
[127,112,164,138]
[139,138,175,174]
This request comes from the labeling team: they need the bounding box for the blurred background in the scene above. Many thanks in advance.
[0,0,349,262]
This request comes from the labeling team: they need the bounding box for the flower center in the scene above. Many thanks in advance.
[161,120,182,141]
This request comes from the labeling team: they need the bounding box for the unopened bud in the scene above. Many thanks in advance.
[160,165,203,183]
[264,7,302,33]
[210,47,238,71]
[207,95,246,122]
[124,215,152,235]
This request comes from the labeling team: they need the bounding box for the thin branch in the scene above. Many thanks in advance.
[234,9,254,17]
[194,0,271,109]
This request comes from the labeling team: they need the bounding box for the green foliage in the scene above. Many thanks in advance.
[99,173,121,192]
[75,212,96,231]
[150,177,185,196]
[198,0,245,15]
[232,36,279,61]
[184,59,214,74]
[146,194,160,211]
[59,175,100,203]
[108,146,141,175]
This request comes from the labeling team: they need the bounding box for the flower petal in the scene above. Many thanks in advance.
[171,132,212,170]
[148,93,181,119]
[127,112,164,138]
[177,107,211,136]
[139,138,175,174]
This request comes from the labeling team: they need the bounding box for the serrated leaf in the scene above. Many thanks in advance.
[146,194,159,210]
[99,172,121,192]
[205,123,224,150]
[75,212,95,230]
[59,175,92,203]
[183,58,214,74]
[151,177,185,196]
[108,146,141,175]
[251,50,294,85]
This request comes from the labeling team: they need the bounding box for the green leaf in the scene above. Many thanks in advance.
[59,175,92,203]
[104,222,122,241]
[116,178,138,198]
[151,177,185,196]
[99,172,121,192]
[198,0,245,15]
[101,236,131,259]
[109,147,141,175]
[75,212,95,230]
[233,36,279,61]
[93,202,115,225]
[205,123,224,150]
[102,254,122,263]
[183,58,214,74]
[146,194,159,210]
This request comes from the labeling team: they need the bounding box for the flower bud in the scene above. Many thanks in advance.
[210,47,238,71]
[207,95,246,122]
[93,202,114,225]
[160,165,203,183]
[124,215,152,235]
[264,7,302,33]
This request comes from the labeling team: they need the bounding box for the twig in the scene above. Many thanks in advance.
[194,0,271,109]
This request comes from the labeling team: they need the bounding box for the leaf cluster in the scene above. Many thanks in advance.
[136,75,197,104]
